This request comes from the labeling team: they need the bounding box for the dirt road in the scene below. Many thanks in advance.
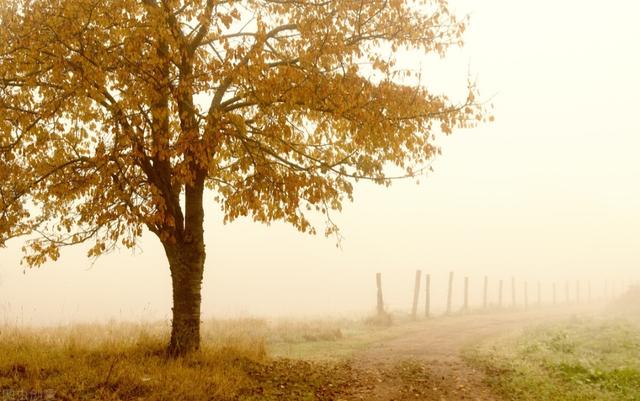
[342,307,598,401]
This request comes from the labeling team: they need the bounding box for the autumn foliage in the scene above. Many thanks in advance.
[0,0,485,354]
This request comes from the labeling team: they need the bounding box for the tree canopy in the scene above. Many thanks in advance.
[0,0,484,256]
[0,0,490,355]
[1,0,485,263]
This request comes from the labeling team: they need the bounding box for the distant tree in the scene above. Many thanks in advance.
[0,0,486,356]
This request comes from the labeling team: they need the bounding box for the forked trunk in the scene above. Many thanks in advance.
[164,242,205,356]
[162,169,206,357]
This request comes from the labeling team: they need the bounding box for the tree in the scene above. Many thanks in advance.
[0,0,486,356]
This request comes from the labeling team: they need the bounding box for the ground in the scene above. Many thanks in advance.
[0,304,615,401]
[339,307,598,401]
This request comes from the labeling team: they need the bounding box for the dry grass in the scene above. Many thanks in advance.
[201,318,346,345]
[0,316,391,400]
[0,311,472,400]
[0,321,265,400]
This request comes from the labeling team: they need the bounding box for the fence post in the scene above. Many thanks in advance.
[483,276,488,309]
[446,271,454,315]
[499,279,504,308]
[376,273,385,316]
[463,276,469,312]
[511,277,516,307]
[411,270,422,319]
[425,274,431,318]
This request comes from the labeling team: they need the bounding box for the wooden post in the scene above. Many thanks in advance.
[537,281,541,306]
[565,281,570,304]
[576,280,580,304]
[446,271,454,315]
[498,280,504,308]
[553,282,557,305]
[425,274,431,318]
[376,273,384,316]
[524,281,529,310]
[483,276,488,309]
[411,270,422,319]
[511,277,516,307]
[463,276,469,311]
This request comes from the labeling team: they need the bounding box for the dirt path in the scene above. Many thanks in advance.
[342,307,598,401]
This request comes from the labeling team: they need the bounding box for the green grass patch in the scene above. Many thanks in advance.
[466,317,640,401]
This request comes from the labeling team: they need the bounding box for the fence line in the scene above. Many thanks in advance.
[373,272,634,318]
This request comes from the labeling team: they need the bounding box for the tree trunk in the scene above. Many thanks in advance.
[162,173,206,357]
[164,242,205,356]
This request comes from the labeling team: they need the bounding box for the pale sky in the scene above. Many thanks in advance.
[1,0,639,325]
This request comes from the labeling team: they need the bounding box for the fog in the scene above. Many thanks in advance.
[1,0,639,326]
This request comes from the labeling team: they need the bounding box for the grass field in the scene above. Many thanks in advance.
[466,317,640,401]
[2,297,639,400]
[0,315,417,401]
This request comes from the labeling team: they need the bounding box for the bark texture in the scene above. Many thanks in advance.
[163,175,206,357]
[165,242,205,356]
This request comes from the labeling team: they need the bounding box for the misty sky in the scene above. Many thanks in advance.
[1,0,639,325]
